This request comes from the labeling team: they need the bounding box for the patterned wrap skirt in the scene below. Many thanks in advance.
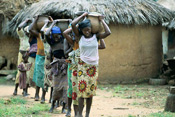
[77,59,98,98]
[70,49,80,105]
[51,59,68,103]
[67,63,72,98]
[44,58,53,91]
[27,57,35,87]
[33,55,45,88]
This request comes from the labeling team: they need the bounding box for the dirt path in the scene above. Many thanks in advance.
[0,85,163,117]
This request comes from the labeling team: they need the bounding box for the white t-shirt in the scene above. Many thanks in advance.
[79,34,99,65]
[16,28,30,51]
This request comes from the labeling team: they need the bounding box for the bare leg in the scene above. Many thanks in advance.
[74,105,79,117]
[49,100,55,113]
[85,97,93,117]
[13,83,19,95]
[66,98,72,117]
[25,84,29,95]
[78,97,84,117]
[49,87,53,103]
[34,86,40,101]
[55,100,60,108]
[23,89,27,97]
[41,88,46,104]
[62,102,66,114]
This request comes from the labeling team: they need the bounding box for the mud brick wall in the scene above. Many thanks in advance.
[98,24,163,84]
[0,37,19,69]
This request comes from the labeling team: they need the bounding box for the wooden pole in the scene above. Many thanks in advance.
[165,86,175,112]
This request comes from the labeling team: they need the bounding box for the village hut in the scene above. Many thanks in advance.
[0,0,40,70]
[158,0,175,59]
[2,0,175,83]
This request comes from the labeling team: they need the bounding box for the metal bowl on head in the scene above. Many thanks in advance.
[35,15,51,31]
[55,19,71,33]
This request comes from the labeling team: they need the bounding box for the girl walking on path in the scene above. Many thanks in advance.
[64,26,106,117]
[63,26,79,117]
[43,20,68,113]
[71,12,111,117]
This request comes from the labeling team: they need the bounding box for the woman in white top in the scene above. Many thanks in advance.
[71,12,111,117]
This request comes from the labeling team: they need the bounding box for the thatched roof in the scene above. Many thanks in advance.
[163,18,175,30]
[0,0,40,20]
[157,0,175,11]
[4,0,175,37]
[0,0,40,38]
[157,0,175,30]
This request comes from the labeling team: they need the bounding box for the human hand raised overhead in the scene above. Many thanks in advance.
[54,19,60,24]
[68,19,72,24]
[82,12,88,17]
[98,15,105,21]
[25,18,32,22]
[34,15,39,20]
[48,16,53,22]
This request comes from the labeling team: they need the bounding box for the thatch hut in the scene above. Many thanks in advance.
[0,0,40,69]
[2,0,175,83]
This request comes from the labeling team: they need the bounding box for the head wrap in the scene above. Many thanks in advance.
[78,19,91,31]
[51,26,61,34]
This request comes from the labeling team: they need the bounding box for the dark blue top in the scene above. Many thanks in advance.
[29,37,37,58]
[29,36,37,46]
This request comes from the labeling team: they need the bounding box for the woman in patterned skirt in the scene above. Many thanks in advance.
[71,12,111,117]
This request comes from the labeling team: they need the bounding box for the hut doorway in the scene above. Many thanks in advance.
[167,30,175,58]
[0,13,4,38]
[162,28,175,59]
[44,12,71,20]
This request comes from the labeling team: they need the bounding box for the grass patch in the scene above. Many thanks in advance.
[149,112,175,117]
[0,76,14,85]
[0,97,50,117]
[0,96,26,105]
[128,115,136,117]
[0,77,7,84]
[28,103,50,115]
[132,102,140,106]
[0,99,4,104]
[98,84,169,109]
[135,92,144,98]
[114,85,128,93]
[10,96,27,104]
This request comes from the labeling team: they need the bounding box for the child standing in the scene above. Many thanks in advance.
[18,54,32,97]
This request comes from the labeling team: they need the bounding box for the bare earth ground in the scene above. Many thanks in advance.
[0,84,171,117]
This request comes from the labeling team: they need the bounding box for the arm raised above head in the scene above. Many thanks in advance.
[98,39,106,49]
[18,18,32,31]
[40,20,49,40]
[44,20,58,44]
[71,12,88,37]
[45,20,57,36]
[64,39,73,58]
[96,16,111,40]
[63,28,74,45]
[28,16,39,37]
